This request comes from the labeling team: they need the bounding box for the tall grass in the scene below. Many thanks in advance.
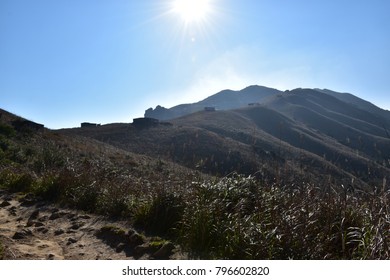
[179,175,389,259]
[134,190,185,237]
[0,126,388,259]
[1,159,389,259]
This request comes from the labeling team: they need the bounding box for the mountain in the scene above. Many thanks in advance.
[2,90,390,260]
[60,86,390,190]
[3,85,388,190]
[145,85,281,120]
[316,88,390,122]
[144,85,390,126]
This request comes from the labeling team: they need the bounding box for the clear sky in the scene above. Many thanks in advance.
[1,0,389,129]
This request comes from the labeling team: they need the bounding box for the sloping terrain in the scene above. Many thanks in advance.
[63,87,390,189]
[0,109,197,260]
[1,85,390,259]
[144,85,390,125]
[173,108,389,187]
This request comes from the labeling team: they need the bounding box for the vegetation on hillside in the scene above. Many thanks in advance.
[180,175,389,259]
[63,104,390,192]
[1,112,389,259]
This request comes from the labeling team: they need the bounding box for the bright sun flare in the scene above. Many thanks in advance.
[173,0,211,23]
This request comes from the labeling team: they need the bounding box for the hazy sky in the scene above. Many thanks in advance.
[1,0,389,128]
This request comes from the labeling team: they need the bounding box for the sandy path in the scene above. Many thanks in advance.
[0,190,184,260]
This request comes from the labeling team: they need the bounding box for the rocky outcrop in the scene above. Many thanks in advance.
[145,105,177,120]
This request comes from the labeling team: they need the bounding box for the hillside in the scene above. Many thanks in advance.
[1,85,390,259]
[0,109,200,259]
[55,93,390,259]
[144,85,390,124]
[64,87,390,190]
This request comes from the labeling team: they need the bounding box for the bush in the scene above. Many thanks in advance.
[0,136,9,152]
[134,190,185,237]
[32,169,98,209]
[180,175,261,259]
[66,182,99,212]
[0,171,34,193]
[32,174,65,202]
[0,124,15,137]
[32,147,65,173]
[96,192,132,217]
[179,198,219,258]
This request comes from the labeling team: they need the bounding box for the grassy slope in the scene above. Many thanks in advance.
[0,110,203,218]
[62,95,390,190]
[1,108,389,259]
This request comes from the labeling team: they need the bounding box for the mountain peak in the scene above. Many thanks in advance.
[144,85,390,127]
[144,85,281,120]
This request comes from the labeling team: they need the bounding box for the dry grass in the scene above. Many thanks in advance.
[179,175,389,259]
[1,113,389,259]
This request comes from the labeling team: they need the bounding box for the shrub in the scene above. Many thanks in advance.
[0,136,9,152]
[66,182,99,212]
[32,147,65,173]
[179,175,261,259]
[0,124,15,137]
[134,190,185,237]
[32,169,97,208]
[95,190,133,217]
[0,171,34,193]
[32,174,65,202]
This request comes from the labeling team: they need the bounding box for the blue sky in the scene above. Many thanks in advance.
[1,0,389,128]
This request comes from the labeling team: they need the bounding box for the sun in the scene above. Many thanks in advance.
[173,0,211,23]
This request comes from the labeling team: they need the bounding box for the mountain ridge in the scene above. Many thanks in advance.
[144,85,390,124]
[2,85,390,190]
[144,85,281,120]
[56,85,390,190]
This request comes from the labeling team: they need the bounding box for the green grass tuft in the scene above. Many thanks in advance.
[134,190,185,237]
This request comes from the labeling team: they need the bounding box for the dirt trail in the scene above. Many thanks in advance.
[0,190,185,260]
